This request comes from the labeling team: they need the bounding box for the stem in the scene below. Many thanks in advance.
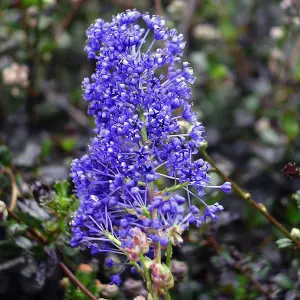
[59,262,97,300]
[200,148,300,249]
[140,254,153,295]
[130,261,143,276]
[139,109,149,145]
[105,232,122,247]
[161,182,189,194]
[156,242,161,263]
[141,126,149,145]
[166,242,173,267]
[166,291,171,300]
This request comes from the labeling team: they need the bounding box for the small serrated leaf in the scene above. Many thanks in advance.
[54,180,70,198]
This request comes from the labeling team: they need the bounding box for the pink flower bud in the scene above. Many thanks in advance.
[124,228,149,262]
[151,263,174,294]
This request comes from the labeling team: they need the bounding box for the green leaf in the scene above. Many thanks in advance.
[76,267,95,288]
[53,180,79,215]
[276,238,292,248]
[7,222,28,236]
[0,145,12,167]
[17,212,43,230]
[281,111,300,140]
[43,220,59,233]
[54,180,70,198]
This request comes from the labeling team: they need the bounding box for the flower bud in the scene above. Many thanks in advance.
[291,228,300,240]
[221,182,231,193]
[168,226,184,246]
[0,201,8,221]
[124,228,149,262]
[151,263,174,293]
[59,277,70,289]
[171,260,188,282]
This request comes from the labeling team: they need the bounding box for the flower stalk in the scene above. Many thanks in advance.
[166,243,173,268]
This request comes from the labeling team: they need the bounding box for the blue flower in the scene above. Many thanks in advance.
[70,9,231,274]
[110,274,122,286]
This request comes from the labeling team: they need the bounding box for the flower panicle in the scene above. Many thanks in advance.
[70,9,231,290]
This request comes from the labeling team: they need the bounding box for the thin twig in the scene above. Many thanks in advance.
[207,236,274,299]
[0,168,19,211]
[200,148,300,249]
[59,262,97,300]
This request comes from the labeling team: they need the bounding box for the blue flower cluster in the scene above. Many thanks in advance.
[70,10,231,285]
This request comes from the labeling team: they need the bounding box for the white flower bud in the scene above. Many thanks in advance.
[291,228,300,240]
